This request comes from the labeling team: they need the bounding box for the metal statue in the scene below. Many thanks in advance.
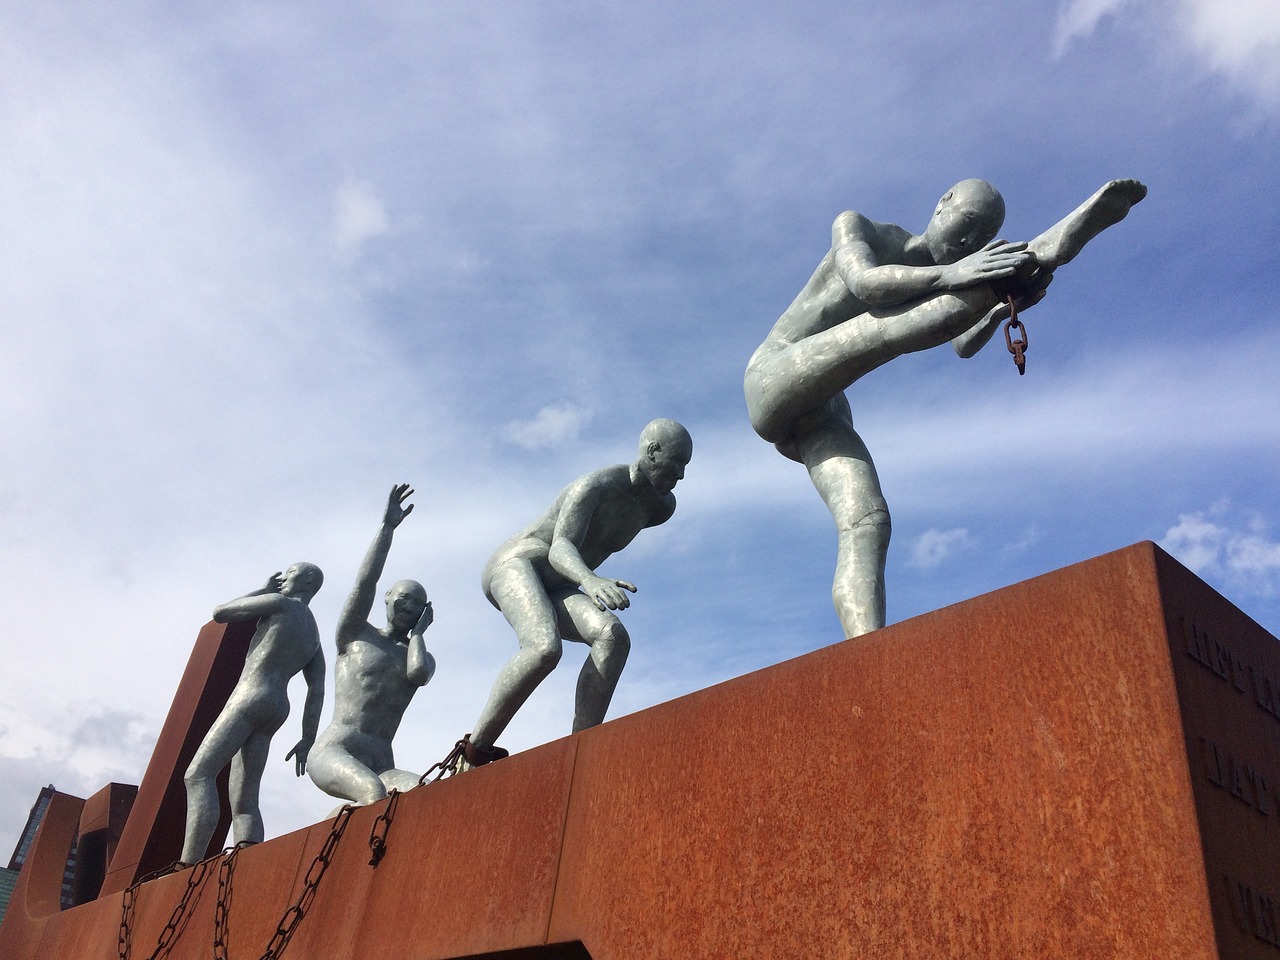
[307,484,436,804]
[182,563,326,864]
[463,418,693,766]
[744,178,1147,638]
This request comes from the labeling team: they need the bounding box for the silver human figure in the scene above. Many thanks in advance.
[181,563,325,864]
[464,418,693,765]
[744,178,1147,639]
[307,484,435,805]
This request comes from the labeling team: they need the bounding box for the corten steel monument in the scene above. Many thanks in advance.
[744,178,1147,640]
[5,542,1280,959]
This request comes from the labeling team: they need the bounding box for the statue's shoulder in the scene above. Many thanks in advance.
[576,463,631,492]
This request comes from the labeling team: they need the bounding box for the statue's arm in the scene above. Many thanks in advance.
[548,476,636,612]
[832,212,944,306]
[951,302,1006,358]
[212,576,288,623]
[285,646,326,777]
[832,211,1030,305]
[406,604,436,687]
[336,484,414,649]
[547,479,604,585]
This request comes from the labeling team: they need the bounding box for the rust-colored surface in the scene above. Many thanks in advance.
[72,781,138,904]
[0,790,84,958]
[101,618,254,896]
[4,543,1272,958]
[550,541,1216,959]
[1154,548,1280,957]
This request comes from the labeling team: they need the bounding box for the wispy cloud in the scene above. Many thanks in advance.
[1055,0,1280,110]
[333,178,390,256]
[504,402,594,451]
[908,528,974,571]
[1160,504,1280,599]
[1053,0,1129,56]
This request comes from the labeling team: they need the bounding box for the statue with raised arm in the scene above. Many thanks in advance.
[462,418,693,767]
[307,484,436,805]
[181,562,325,865]
[744,178,1147,639]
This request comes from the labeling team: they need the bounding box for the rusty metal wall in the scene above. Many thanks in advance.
[5,542,1263,959]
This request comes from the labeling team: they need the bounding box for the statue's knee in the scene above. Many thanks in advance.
[744,365,791,444]
[596,620,630,656]
[184,757,214,788]
[526,635,563,673]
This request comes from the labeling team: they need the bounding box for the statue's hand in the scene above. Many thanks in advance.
[583,576,637,612]
[943,239,1029,288]
[285,737,314,777]
[263,572,284,594]
[413,601,434,635]
[384,483,415,529]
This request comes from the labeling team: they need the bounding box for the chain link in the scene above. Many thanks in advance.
[213,841,254,960]
[117,858,212,960]
[117,881,136,960]
[1003,294,1028,375]
[419,736,470,785]
[257,804,355,960]
[366,789,401,867]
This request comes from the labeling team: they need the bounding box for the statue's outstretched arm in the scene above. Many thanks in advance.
[212,576,288,623]
[336,483,414,648]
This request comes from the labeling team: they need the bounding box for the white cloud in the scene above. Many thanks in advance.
[1054,0,1129,55]
[504,402,593,451]
[1178,0,1280,106]
[908,528,974,570]
[1160,505,1280,599]
[332,178,390,255]
[1055,0,1280,109]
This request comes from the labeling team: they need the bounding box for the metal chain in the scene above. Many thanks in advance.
[418,737,470,785]
[366,789,401,867]
[257,804,355,960]
[118,859,208,960]
[1003,294,1028,375]
[213,841,254,960]
[117,881,136,960]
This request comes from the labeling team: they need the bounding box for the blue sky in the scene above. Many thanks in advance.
[1,0,1278,847]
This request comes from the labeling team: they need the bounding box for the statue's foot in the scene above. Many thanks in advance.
[1029,178,1148,269]
[462,740,509,768]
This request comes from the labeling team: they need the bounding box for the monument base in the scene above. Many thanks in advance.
[2,542,1274,958]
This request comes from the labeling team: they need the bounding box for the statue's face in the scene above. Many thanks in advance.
[280,563,318,597]
[924,181,1004,264]
[385,580,428,631]
[642,440,691,495]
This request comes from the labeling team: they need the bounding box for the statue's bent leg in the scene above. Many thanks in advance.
[307,741,387,805]
[471,559,565,750]
[379,768,422,794]
[229,730,272,845]
[800,411,890,639]
[560,591,631,733]
[745,287,995,444]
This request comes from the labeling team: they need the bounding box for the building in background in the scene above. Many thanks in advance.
[0,785,78,923]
